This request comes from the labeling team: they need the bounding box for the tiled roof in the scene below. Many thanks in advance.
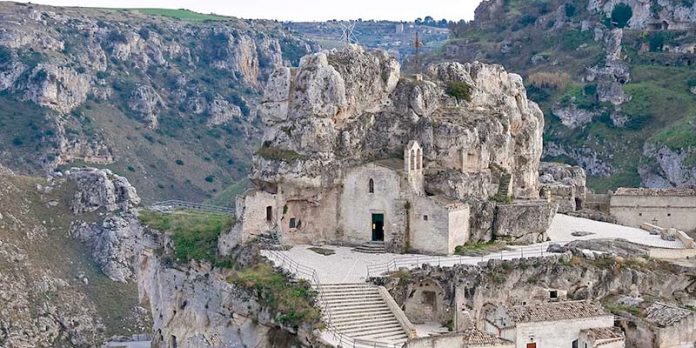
[460,328,511,345]
[508,301,609,323]
[645,302,694,327]
[580,327,624,343]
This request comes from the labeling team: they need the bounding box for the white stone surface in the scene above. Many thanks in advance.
[548,214,685,249]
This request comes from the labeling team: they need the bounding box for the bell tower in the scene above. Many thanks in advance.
[404,140,424,195]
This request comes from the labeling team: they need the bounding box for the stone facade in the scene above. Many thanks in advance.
[579,328,625,348]
[644,302,696,348]
[610,187,696,232]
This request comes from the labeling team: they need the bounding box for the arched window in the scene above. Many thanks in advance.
[369,178,374,193]
[417,149,422,169]
[266,206,273,222]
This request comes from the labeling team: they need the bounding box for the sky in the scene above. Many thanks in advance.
[16,0,483,22]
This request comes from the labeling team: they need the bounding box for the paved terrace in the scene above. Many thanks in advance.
[262,214,685,283]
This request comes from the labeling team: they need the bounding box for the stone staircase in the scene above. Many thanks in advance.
[353,241,387,254]
[317,283,411,346]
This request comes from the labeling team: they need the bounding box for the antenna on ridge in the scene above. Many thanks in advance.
[340,21,358,46]
[413,30,423,73]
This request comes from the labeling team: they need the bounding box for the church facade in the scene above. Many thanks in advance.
[236,141,470,255]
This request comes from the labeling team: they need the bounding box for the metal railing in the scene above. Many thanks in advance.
[263,250,404,348]
[366,241,571,278]
[150,200,234,215]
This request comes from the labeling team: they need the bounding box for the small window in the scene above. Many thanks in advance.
[423,215,428,221]
[667,213,672,217]
[639,213,643,217]
[369,178,374,193]
[549,290,558,299]
[266,206,273,222]
[289,218,296,228]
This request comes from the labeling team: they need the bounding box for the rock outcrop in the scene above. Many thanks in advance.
[256,45,544,200]
[539,162,587,213]
[68,168,143,282]
[640,143,696,188]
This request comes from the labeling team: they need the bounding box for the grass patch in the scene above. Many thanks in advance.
[230,263,321,328]
[604,302,641,316]
[134,8,230,21]
[138,209,233,264]
[256,145,304,162]
[454,240,508,256]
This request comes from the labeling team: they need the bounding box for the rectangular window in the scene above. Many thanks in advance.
[423,215,428,221]
[289,218,296,228]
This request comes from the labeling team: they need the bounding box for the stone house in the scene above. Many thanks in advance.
[482,301,623,348]
[610,188,696,232]
[643,302,696,347]
[578,328,625,348]
[237,140,470,255]
[403,328,514,348]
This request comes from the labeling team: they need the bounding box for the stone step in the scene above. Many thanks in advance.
[352,326,408,339]
[343,323,404,337]
[329,311,396,324]
[329,307,394,320]
[333,316,400,330]
[322,296,383,306]
[361,330,409,341]
[329,303,391,312]
[320,290,380,298]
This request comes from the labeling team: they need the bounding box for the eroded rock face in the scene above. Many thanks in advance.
[68,168,142,282]
[128,85,165,129]
[589,0,696,30]
[24,63,91,114]
[640,143,696,188]
[552,104,598,129]
[256,45,544,202]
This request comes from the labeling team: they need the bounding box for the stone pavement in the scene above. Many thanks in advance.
[548,214,684,249]
[262,214,686,284]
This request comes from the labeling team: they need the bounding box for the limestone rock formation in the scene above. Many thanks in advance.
[253,45,549,245]
[68,168,143,282]
[640,143,696,188]
[256,45,543,200]
[128,85,165,129]
[552,104,599,129]
[24,63,91,114]
[589,0,696,30]
[539,162,587,213]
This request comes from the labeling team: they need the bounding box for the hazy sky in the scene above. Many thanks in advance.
[17,0,483,21]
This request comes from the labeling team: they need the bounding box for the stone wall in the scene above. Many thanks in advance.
[409,196,469,255]
[513,316,615,348]
[655,312,696,348]
[339,163,405,248]
[610,193,696,232]
[235,189,282,243]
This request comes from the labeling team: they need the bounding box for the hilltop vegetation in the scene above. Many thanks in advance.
[435,0,696,191]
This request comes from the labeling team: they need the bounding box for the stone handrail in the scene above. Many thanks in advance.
[378,286,417,339]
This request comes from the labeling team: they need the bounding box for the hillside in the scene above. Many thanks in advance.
[0,2,314,204]
[0,166,148,346]
[433,0,696,192]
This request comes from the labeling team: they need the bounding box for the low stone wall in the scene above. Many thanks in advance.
[648,248,696,259]
[378,286,417,339]
[676,230,695,249]
[402,332,513,348]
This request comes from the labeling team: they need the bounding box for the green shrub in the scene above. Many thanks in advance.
[445,81,472,102]
[175,159,184,165]
[611,3,633,28]
[230,263,321,328]
[256,146,304,162]
[0,45,12,62]
[204,175,215,183]
[565,3,576,17]
[139,210,234,264]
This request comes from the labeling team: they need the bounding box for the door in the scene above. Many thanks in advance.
[371,213,384,241]
[526,343,536,348]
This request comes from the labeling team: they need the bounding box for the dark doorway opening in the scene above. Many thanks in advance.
[371,213,384,241]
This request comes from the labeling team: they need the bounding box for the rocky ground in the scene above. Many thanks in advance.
[0,165,149,347]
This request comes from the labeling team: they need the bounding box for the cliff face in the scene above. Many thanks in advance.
[441,0,696,191]
[255,45,544,201]
[0,2,314,202]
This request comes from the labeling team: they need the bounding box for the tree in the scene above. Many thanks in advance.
[438,18,449,27]
[415,17,423,25]
[423,16,435,26]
